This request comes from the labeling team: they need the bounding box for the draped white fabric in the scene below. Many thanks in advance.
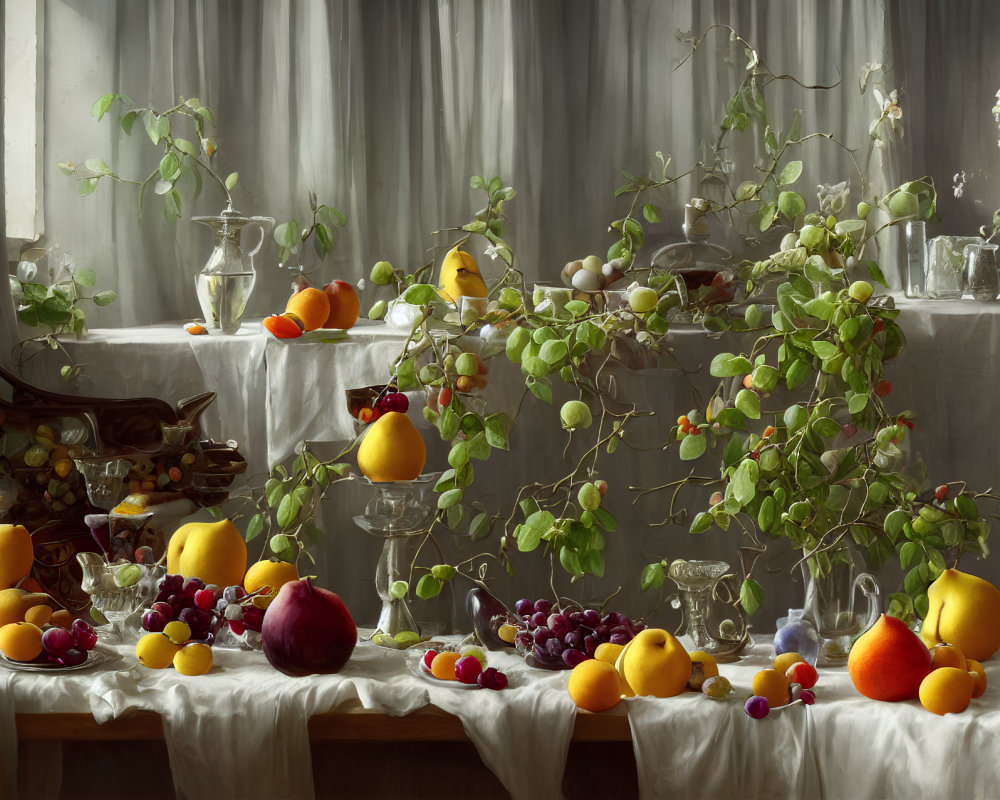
[35,0,972,330]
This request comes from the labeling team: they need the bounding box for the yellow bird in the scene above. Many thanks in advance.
[437,245,488,303]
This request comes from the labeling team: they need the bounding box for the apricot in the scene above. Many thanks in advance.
[285,287,330,331]
[264,313,304,339]
[323,280,360,329]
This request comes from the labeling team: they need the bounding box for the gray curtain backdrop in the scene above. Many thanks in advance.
[30,0,1000,328]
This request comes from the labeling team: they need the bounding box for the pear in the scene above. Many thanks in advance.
[614,628,691,698]
[920,569,1000,661]
[848,613,930,701]
[357,411,427,482]
[437,246,487,304]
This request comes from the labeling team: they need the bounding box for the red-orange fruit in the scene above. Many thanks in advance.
[264,314,305,339]
[848,613,931,702]
[323,280,360,329]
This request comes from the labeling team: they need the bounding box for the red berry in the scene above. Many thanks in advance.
[875,379,892,397]
[749,450,760,460]
[935,485,949,502]
[194,589,215,611]
[785,660,818,690]
[422,649,437,670]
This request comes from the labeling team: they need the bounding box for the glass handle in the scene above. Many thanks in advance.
[853,571,881,637]
[246,219,273,258]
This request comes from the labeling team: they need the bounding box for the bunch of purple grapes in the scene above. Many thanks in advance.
[512,597,644,670]
[142,574,224,644]
[40,619,98,667]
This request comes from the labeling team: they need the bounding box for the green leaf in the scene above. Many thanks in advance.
[785,359,810,390]
[710,352,753,378]
[758,495,776,532]
[642,204,662,224]
[848,392,869,414]
[732,459,760,507]
[778,191,805,220]
[467,432,491,461]
[578,548,605,578]
[760,203,777,231]
[804,255,834,284]
[641,563,666,591]
[812,340,839,360]
[740,578,764,616]
[73,268,97,289]
[564,299,589,317]
[484,413,510,449]
[469,512,491,541]
[165,189,182,219]
[538,338,569,365]
[527,379,552,405]
[245,513,265,542]
[416,574,442,599]
[437,488,463,509]
[779,160,803,186]
[784,404,808,432]
[438,408,459,440]
[678,433,707,460]
[91,94,115,120]
[591,507,617,532]
[276,492,301,529]
[403,283,439,305]
[735,389,761,419]
[690,511,713,534]
[79,178,99,197]
[559,546,583,577]
[956,494,978,520]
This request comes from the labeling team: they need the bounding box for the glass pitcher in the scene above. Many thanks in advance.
[192,205,275,334]
[801,543,881,665]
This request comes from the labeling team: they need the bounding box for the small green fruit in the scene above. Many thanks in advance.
[560,399,593,431]
[798,225,827,250]
[887,190,920,219]
[857,202,871,220]
[505,326,531,363]
[498,287,522,310]
[628,287,658,314]
[455,353,479,376]
[581,255,603,274]
[370,261,395,285]
[368,300,387,320]
[577,482,602,511]
[848,280,874,303]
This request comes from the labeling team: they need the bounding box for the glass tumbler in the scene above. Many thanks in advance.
[965,243,1000,302]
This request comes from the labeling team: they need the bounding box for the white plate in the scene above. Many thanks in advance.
[413,659,482,690]
[0,648,118,673]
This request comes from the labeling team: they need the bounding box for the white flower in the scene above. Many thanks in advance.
[484,244,500,261]
[816,181,850,216]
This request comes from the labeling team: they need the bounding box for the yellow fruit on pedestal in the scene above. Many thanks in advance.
[0,524,34,589]
[167,518,247,589]
[356,411,427,483]
[920,569,1000,661]
[615,628,691,698]
[437,246,487,304]
[244,559,299,609]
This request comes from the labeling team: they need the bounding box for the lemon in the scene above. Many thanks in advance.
[173,642,213,676]
[136,632,181,669]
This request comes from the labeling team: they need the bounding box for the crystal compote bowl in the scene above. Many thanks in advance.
[668,559,749,659]
[352,474,440,638]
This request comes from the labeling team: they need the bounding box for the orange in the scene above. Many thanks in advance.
[930,643,967,672]
[50,609,75,629]
[430,651,462,681]
[773,651,805,673]
[284,287,330,332]
[264,313,304,339]
[0,621,44,662]
[968,660,987,699]
[0,524,34,589]
[322,280,360,329]
[568,658,623,712]
[243,559,299,609]
[919,666,974,715]
[752,668,790,707]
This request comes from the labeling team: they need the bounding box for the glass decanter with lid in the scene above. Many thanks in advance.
[192,205,274,334]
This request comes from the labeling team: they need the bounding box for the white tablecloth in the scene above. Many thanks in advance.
[6,634,1000,800]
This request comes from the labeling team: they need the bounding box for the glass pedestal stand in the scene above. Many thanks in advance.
[353,475,439,637]
[668,559,749,660]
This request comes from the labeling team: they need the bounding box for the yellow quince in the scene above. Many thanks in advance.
[437,245,487,303]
